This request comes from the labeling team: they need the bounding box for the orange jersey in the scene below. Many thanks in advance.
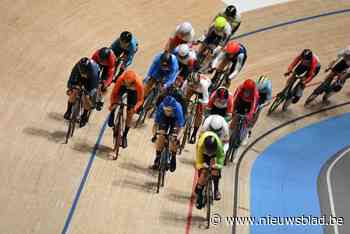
[110,70,144,111]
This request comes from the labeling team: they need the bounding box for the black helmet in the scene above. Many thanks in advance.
[203,135,218,156]
[160,52,172,67]
[225,5,237,18]
[78,57,90,76]
[302,49,313,60]
[99,47,111,61]
[120,31,132,43]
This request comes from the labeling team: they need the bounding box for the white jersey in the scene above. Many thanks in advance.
[338,46,350,66]
[211,49,245,80]
[182,75,211,104]
[201,115,230,142]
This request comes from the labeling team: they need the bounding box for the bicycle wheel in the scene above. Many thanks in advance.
[65,99,81,143]
[282,96,293,112]
[206,176,213,229]
[157,150,166,193]
[304,82,326,106]
[267,93,284,115]
[136,91,154,127]
[112,110,123,160]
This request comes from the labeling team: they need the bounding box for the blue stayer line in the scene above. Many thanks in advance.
[61,117,109,234]
[233,9,350,40]
[251,113,350,234]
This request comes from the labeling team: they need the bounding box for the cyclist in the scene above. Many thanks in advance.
[108,70,144,148]
[91,47,117,110]
[143,52,179,97]
[210,40,247,89]
[156,84,187,119]
[164,22,195,53]
[182,71,211,144]
[250,75,273,130]
[213,5,241,37]
[195,132,225,209]
[230,79,259,145]
[283,49,321,103]
[200,115,230,153]
[64,57,99,128]
[322,46,350,102]
[197,16,232,58]
[173,44,197,82]
[206,86,233,121]
[151,96,185,172]
[110,31,139,80]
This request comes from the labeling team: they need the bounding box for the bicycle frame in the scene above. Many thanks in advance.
[112,95,127,160]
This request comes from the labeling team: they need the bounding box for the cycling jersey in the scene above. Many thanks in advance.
[110,36,138,67]
[182,75,211,104]
[91,49,116,87]
[145,53,179,88]
[155,96,185,127]
[207,90,234,114]
[196,131,225,170]
[233,83,259,120]
[287,53,321,85]
[68,60,99,94]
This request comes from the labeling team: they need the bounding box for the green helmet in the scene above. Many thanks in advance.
[214,16,227,31]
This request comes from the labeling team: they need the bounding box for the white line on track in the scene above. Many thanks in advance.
[222,0,293,13]
[326,147,350,234]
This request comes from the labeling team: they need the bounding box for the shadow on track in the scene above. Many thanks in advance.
[165,188,191,204]
[112,176,156,193]
[118,161,156,177]
[22,126,66,143]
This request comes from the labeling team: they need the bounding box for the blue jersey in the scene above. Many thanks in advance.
[110,36,138,67]
[145,53,179,88]
[155,96,184,127]
[67,60,99,93]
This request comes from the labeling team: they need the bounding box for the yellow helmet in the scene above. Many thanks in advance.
[214,16,227,31]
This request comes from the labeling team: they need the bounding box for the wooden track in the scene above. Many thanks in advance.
[0,0,349,233]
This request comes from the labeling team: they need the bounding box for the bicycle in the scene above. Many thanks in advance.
[156,129,177,193]
[224,114,248,165]
[179,93,200,154]
[267,71,307,115]
[304,68,348,106]
[135,81,162,127]
[209,65,231,92]
[203,162,214,229]
[65,86,91,144]
[195,39,216,73]
[111,95,128,160]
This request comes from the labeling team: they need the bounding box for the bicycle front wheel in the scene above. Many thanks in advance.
[267,93,284,115]
[112,111,123,160]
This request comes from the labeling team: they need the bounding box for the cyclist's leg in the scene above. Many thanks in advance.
[122,89,137,148]
[169,124,178,172]
[152,121,168,169]
[292,81,305,103]
[80,93,94,127]
[64,89,78,119]
[195,168,209,209]
[108,86,127,127]
[212,169,221,200]
[190,102,204,144]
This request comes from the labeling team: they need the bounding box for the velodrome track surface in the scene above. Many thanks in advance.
[0,0,350,234]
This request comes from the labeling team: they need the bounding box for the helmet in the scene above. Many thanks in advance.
[160,52,172,68]
[209,115,224,134]
[203,135,218,156]
[214,16,227,31]
[99,47,111,61]
[215,87,229,101]
[177,22,193,35]
[188,71,200,85]
[256,75,270,90]
[120,31,132,43]
[177,44,190,60]
[242,79,256,90]
[78,57,91,76]
[225,41,240,55]
[301,49,313,60]
[225,5,237,18]
[123,70,136,85]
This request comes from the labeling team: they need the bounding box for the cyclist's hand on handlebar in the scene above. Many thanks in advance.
[284,71,291,77]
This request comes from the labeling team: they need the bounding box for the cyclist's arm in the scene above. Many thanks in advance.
[195,144,205,170]
[104,54,116,87]
[134,79,145,112]
[303,59,318,85]
[67,65,80,89]
[175,103,185,128]
[248,89,259,120]
[228,53,245,80]
[164,59,179,88]
[215,140,225,169]
[199,80,210,104]
[287,54,301,73]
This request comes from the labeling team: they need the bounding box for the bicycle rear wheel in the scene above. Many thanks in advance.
[112,111,123,160]
[282,97,293,111]
[65,99,80,143]
[206,177,213,229]
[267,94,284,115]
[304,82,326,106]
[156,150,167,193]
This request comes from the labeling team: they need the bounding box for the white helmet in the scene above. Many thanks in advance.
[209,115,224,133]
[177,44,190,59]
[177,22,193,35]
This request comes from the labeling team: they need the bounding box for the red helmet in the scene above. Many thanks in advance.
[215,87,229,101]
[225,41,240,55]
[242,79,255,90]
